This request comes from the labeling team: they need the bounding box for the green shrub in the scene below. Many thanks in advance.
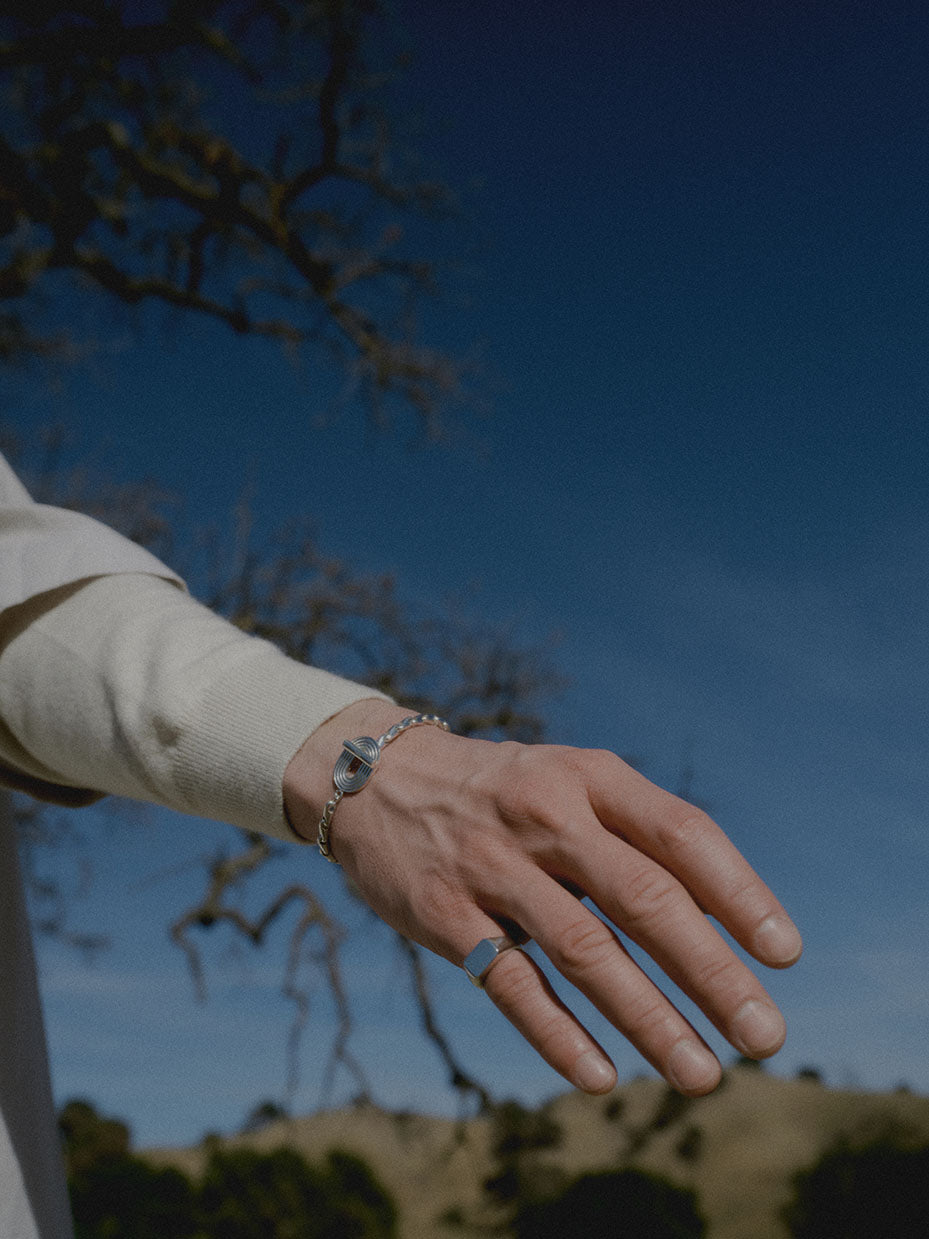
[784,1137,929,1239]
[512,1168,705,1239]
[196,1145,396,1239]
[61,1100,396,1239]
[68,1154,197,1239]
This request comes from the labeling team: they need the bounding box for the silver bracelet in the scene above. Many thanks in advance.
[316,713,450,863]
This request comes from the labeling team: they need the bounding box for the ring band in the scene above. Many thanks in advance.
[462,934,524,987]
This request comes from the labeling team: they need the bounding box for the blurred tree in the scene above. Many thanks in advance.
[795,1066,823,1084]
[59,1099,397,1239]
[512,1168,706,1239]
[624,1083,694,1159]
[0,0,466,437]
[69,1157,197,1239]
[319,1149,398,1239]
[784,1135,929,1239]
[482,1099,565,1210]
[59,1097,132,1177]
[732,1054,765,1071]
[60,1099,197,1239]
[196,1145,396,1239]
[239,1098,290,1135]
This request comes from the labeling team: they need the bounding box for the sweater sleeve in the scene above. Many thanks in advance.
[0,452,389,839]
[0,573,389,840]
[0,451,185,608]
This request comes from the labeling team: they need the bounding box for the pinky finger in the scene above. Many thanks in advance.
[481,949,618,1095]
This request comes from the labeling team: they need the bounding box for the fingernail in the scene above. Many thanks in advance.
[667,1040,720,1093]
[754,914,803,965]
[572,1051,616,1094]
[731,999,786,1057]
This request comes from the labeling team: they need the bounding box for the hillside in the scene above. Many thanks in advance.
[145,1069,929,1239]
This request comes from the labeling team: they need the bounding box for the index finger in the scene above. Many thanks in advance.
[585,752,803,968]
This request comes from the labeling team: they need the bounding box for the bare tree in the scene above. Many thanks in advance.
[0,2,558,1112]
[0,0,466,436]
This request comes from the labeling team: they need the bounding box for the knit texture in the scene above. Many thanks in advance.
[0,573,388,840]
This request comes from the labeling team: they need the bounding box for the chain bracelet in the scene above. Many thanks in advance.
[316,713,450,863]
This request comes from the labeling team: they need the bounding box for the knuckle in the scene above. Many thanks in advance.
[583,746,626,779]
[623,995,675,1039]
[554,745,626,791]
[723,875,764,915]
[559,745,608,776]
[491,751,553,826]
[491,748,582,839]
[692,952,745,994]
[621,863,681,928]
[410,879,469,940]
[551,915,618,975]
[653,806,714,857]
[480,946,537,1015]
[486,954,538,1009]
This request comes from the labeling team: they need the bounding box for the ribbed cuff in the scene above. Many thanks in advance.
[170,642,390,841]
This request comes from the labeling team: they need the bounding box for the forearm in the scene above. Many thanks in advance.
[0,459,802,1100]
[0,573,389,839]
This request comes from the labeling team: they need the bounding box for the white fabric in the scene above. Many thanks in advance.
[0,452,184,611]
[0,573,382,839]
[0,450,389,1235]
[0,792,75,1239]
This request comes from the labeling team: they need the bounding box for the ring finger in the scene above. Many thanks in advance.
[455,914,619,1095]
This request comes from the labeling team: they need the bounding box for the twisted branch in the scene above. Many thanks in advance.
[0,0,464,435]
[169,830,370,1103]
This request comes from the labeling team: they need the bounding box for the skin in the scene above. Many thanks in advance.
[283,699,802,1098]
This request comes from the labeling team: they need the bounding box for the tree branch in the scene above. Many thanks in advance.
[0,0,468,436]
[397,936,493,1112]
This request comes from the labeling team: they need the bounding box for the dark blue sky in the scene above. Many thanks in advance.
[6,1,929,1142]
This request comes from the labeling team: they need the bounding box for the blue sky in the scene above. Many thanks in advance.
[4,0,929,1146]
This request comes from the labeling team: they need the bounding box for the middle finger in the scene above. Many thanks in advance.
[507,834,785,1064]
[505,869,722,1091]
[577,829,787,1059]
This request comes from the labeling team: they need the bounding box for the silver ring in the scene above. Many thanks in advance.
[462,934,523,988]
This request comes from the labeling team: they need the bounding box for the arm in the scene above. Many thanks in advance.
[0,454,801,1097]
[2,578,801,1095]
[284,698,802,1096]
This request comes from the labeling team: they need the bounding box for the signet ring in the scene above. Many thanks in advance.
[462,934,525,988]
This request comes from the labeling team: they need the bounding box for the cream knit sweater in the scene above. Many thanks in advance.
[0,452,386,837]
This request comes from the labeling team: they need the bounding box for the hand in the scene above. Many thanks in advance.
[284,700,802,1097]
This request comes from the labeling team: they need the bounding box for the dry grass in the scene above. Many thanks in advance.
[145,1069,929,1239]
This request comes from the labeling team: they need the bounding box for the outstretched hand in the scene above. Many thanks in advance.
[284,700,801,1097]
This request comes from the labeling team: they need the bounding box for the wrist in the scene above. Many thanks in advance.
[282,699,412,842]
